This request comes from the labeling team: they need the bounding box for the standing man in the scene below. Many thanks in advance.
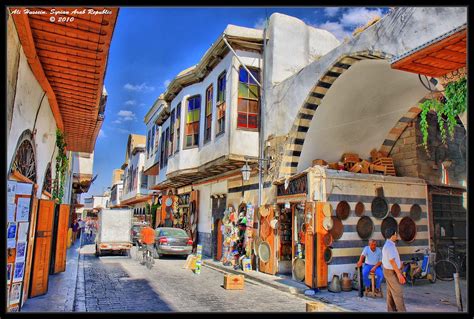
[382,228,406,312]
[357,239,384,294]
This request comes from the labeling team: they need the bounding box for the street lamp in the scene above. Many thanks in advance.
[241,162,251,181]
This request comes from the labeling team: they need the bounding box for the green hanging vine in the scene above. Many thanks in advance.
[419,77,467,151]
[52,129,69,203]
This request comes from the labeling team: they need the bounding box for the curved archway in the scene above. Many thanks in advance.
[278,50,430,177]
[278,51,391,178]
[10,129,37,183]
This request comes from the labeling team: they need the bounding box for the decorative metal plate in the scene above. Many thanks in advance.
[410,204,422,221]
[356,216,374,239]
[322,203,333,217]
[324,247,333,263]
[336,201,351,220]
[390,203,401,217]
[258,241,271,263]
[293,258,305,281]
[399,216,417,242]
[329,216,343,240]
[371,197,389,219]
[323,233,333,246]
[323,216,334,231]
[355,202,365,217]
[381,217,398,239]
[165,197,173,207]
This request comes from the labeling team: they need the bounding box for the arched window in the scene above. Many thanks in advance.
[42,163,52,194]
[11,130,37,183]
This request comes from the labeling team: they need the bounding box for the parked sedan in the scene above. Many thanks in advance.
[153,227,193,259]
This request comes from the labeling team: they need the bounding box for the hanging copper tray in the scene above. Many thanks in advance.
[355,202,365,217]
[323,233,333,246]
[410,204,422,221]
[293,258,305,281]
[258,241,271,263]
[390,203,401,217]
[324,247,333,264]
[371,197,389,219]
[356,216,374,239]
[381,216,398,239]
[399,216,417,242]
[329,216,343,240]
[336,201,351,220]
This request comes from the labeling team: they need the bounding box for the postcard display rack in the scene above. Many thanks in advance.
[7,180,36,312]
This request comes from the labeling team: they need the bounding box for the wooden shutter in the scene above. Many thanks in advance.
[30,200,55,297]
[23,197,38,301]
[259,205,277,275]
[53,204,69,273]
[304,202,315,287]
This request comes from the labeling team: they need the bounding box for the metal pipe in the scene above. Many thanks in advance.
[454,272,463,311]
[222,35,262,88]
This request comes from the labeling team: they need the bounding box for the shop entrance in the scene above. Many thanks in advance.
[211,195,226,261]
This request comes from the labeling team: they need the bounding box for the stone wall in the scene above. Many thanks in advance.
[389,112,466,187]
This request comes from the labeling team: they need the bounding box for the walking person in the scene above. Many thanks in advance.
[382,228,406,312]
[71,220,79,243]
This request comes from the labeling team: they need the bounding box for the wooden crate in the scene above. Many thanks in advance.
[373,157,396,176]
[224,274,244,290]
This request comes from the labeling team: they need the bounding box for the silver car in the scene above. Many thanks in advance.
[153,227,193,259]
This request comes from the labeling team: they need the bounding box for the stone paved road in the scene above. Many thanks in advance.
[75,244,309,312]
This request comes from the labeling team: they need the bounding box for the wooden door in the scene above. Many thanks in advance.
[30,200,55,297]
[315,202,329,288]
[259,205,277,275]
[53,204,69,273]
[23,197,38,302]
[305,202,315,287]
[216,219,223,261]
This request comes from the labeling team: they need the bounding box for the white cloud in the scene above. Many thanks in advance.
[340,8,383,27]
[98,129,106,138]
[117,110,136,121]
[253,17,266,30]
[112,119,122,124]
[163,79,171,88]
[317,21,351,41]
[139,103,146,107]
[115,127,130,134]
[125,100,136,106]
[123,82,155,92]
[323,7,342,17]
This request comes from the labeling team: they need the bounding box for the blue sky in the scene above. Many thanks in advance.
[84,6,389,199]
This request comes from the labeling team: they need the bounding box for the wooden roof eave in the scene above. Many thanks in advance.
[11,11,64,131]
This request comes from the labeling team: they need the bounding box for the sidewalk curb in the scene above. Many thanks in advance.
[202,260,348,312]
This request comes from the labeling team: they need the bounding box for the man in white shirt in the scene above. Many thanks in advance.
[357,239,384,294]
[382,228,406,312]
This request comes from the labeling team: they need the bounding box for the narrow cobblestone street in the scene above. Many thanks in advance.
[74,244,309,312]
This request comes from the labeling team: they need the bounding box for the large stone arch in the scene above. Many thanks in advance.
[278,50,392,178]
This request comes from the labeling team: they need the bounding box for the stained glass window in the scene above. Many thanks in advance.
[216,71,226,136]
[237,67,259,129]
[185,95,201,147]
[205,84,213,143]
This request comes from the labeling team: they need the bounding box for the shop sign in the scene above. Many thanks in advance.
[277,174,307,196]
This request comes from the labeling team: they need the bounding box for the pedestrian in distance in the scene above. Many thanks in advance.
[382,228,406,312]
[71,220,79,242]
[77,218,85,240]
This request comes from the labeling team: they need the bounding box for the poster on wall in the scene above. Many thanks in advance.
[13,261,25,283]
[15,242,27,262]
[7,222,17,248]
[8,204,16,222]
[16,197,31,222]
[9,283,21,305]
[8,180,17,204]
[16,182,33,195]
[17,222,29,242]
[7,263,13,284]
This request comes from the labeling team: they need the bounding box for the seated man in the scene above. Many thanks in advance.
[357,239,384,293]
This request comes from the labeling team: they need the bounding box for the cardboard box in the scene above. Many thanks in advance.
[224,274,244,290]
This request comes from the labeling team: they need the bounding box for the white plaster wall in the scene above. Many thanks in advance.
[73,152,94,176]
[144,106,162,172]
[7,40,59,198]
[7,14,21,135]
[265,13,340,85]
